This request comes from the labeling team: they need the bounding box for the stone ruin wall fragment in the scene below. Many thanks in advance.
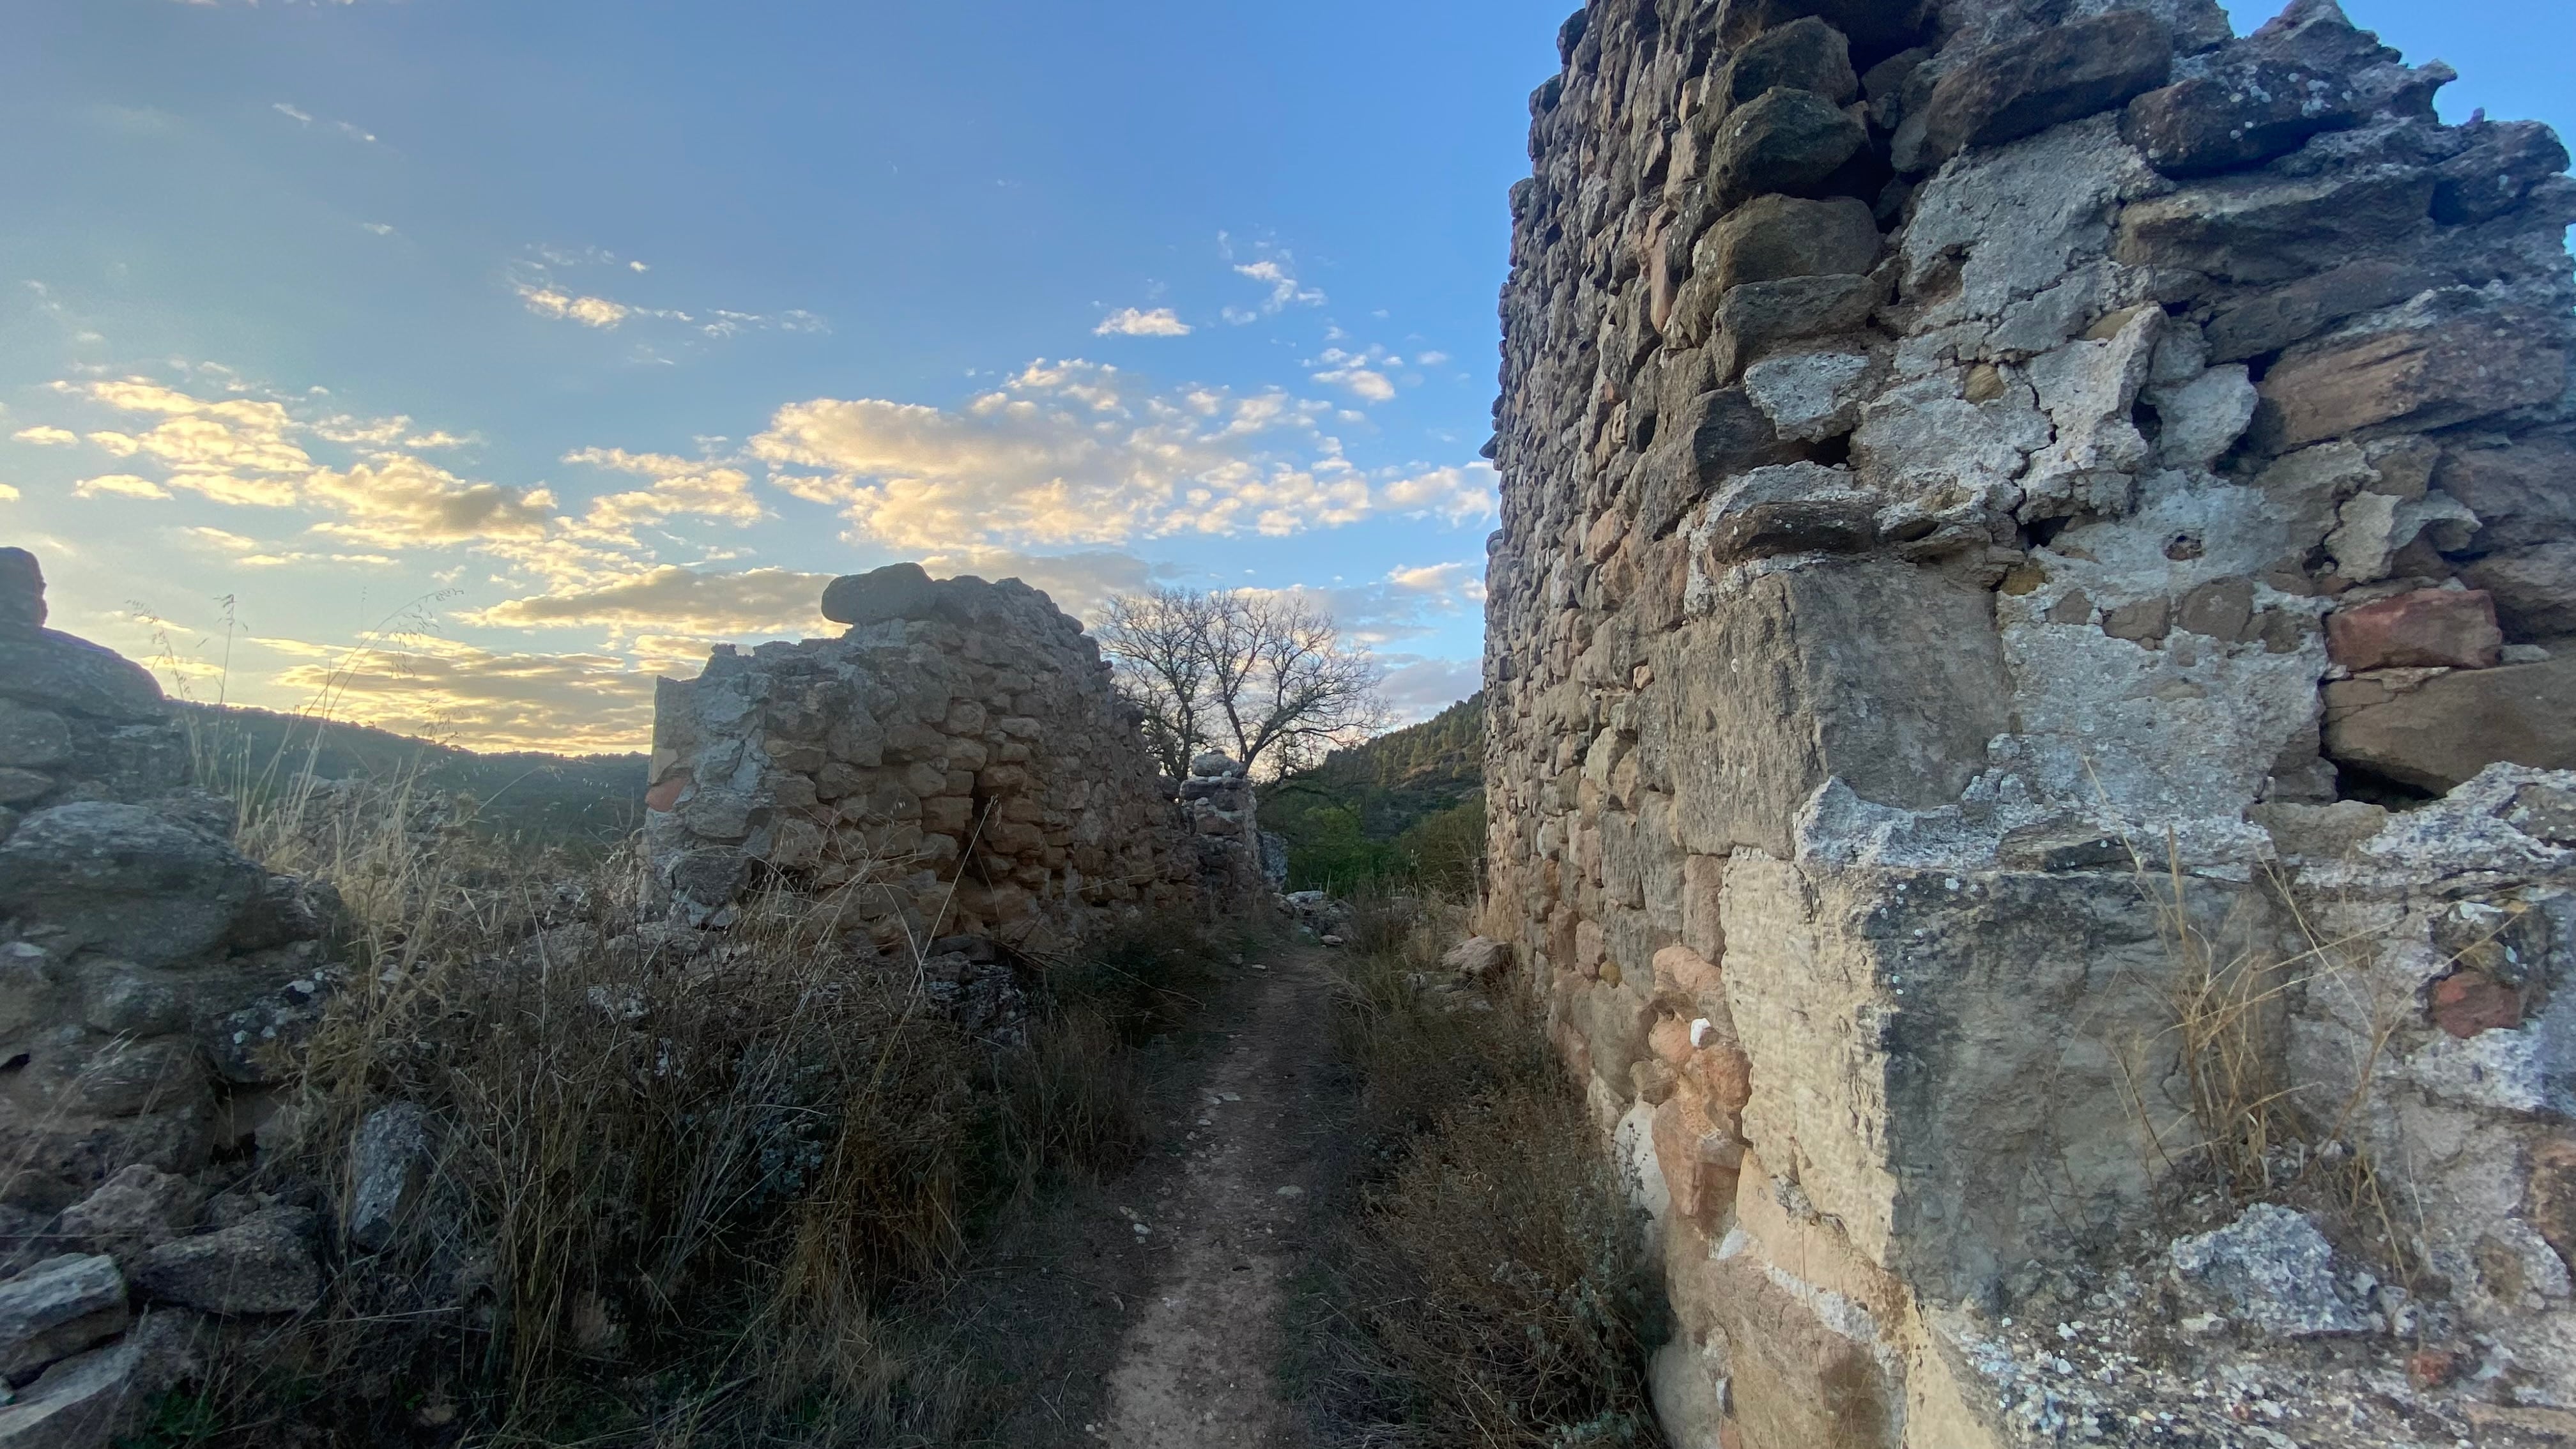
[645,563,1266,953]
[1483,0,2576,1441]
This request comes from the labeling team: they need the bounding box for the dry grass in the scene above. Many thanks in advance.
[2117,836,2431,1281]
[1291,893,1667,1449]
[141,757,1212,1448]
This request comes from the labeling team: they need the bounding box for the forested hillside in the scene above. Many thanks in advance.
[1258,694,1485,894]
[177,702,647,852]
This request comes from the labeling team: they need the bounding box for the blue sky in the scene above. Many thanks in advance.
[1,0,2566,751]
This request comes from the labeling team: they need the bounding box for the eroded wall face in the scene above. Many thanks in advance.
[645,571,1262,951]
[1485,0,2576,1441]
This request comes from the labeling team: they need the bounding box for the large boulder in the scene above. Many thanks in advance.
[0,804,264,968]
[0,634,164,726]
[820,563,939,627]
[0,549,42,636]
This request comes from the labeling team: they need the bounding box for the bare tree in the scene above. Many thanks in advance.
[1098,587,1386,779]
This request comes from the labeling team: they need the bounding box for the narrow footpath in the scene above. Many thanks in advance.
[938,940,1340,1448]
[1091,942,1336,1446]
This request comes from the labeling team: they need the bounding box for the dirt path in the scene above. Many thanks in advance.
[1089,943,1336,1446]
[931,940,1340,1448]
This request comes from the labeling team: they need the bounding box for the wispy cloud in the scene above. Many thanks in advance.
[1310,346,1402,404]
[1219,234,1326,318]
[13,426,79,447]
[1095,307,1192,338]
[508,253,826,341]
[271,100,376,142]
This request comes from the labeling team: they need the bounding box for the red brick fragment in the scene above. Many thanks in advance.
[2428,970,2522,1039]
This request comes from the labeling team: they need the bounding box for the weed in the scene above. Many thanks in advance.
[1292,893,1667,1449]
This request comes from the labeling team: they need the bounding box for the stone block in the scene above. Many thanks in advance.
[1717,273,1887,368]
[2324,652,2576,791]
[1698,463,1879,563]
[2204,259,2433,363]
[2114,171,2437,287]
[2168,1204,2376,1338]
[1713,0,1925,52]
[0,1255,126,1385]
[1708,88,1867,208]
[1715,17,1857,112]
[0,548,41,635]
[2437,438,2576,553]
[1634,388,1804,541]
[1650,561,2006,861]
[2121,61,2359,177]
[0,704,71,772]
[1917,12,2172,169]
[132,1208,322,1317]
[820,563,937,626]
[0,804,264,969]
[2531,1138,2576,1270]
[2253,312,2568,454]
[346,1103,434,1254]
[2464,545,2576,640]
[1703,195,1881,296]
[0,632,166,725]
[2325,589,2503,671]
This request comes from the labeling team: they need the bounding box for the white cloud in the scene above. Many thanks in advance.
[518,285,632,329]
[1310,346,1403,404]
[74,473,172,500]
[1374,655,1483,721]
[1416,351,1451,366]
[468,565,834,634]
[268,635,659,755]
[271,101,374,141]
[12,426,78,446]
[182,525,395,569]
[1234,258,1325,313]
[751,359,1489,550]
[562,447,763,533]
[914,548,1162,622]
[0,484,19,503]
[1095,307,1193,338]
[362,222,395,236]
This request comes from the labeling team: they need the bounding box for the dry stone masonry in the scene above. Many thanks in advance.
[0,548,332,1439]
[645,563,1265,952]
[1483,1,2576,1443]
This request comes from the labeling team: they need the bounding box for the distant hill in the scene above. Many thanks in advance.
[1259,694,1486,893]
[174,702,647,852]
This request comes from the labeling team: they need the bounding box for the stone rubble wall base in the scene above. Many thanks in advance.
[643,563,1267,954]
[1487,0,2576,1442]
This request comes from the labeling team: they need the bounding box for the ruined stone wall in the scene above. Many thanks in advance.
[1483,1,2576,1442]
[1,548,337,1434]
[646,563,1263,952]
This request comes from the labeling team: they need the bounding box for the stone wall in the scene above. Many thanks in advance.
[645,563,1264,951]
[1483,1,2576,1442]
[1,548,336,1436]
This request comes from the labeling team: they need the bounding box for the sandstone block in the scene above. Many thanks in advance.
[2325,589,2503,671]
[2432,121,2571,225]
[1715,17,1857,112]
[2324,652,2576,791]
[0,1255,127,1385]
[2532,1138,2576,1270]
[2204,259,2433,363]
[1439,935,1512,980]
[1650,1091,1742,1229]
[2114,171,2437,287]
[1917,12,2172,169]
[2254,311,2567,453]
[1701,195,1880,296]
[1708,88,1867,208]
[1634,388,1804,540]
[1715,272,1887,364]
[2435,438,2576,553]
[1697,462,1879,564]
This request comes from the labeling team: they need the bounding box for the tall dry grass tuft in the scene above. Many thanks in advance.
[2118,835,2432,1280]
[153,758,1208,1446]
[1293,891,1667,1449]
